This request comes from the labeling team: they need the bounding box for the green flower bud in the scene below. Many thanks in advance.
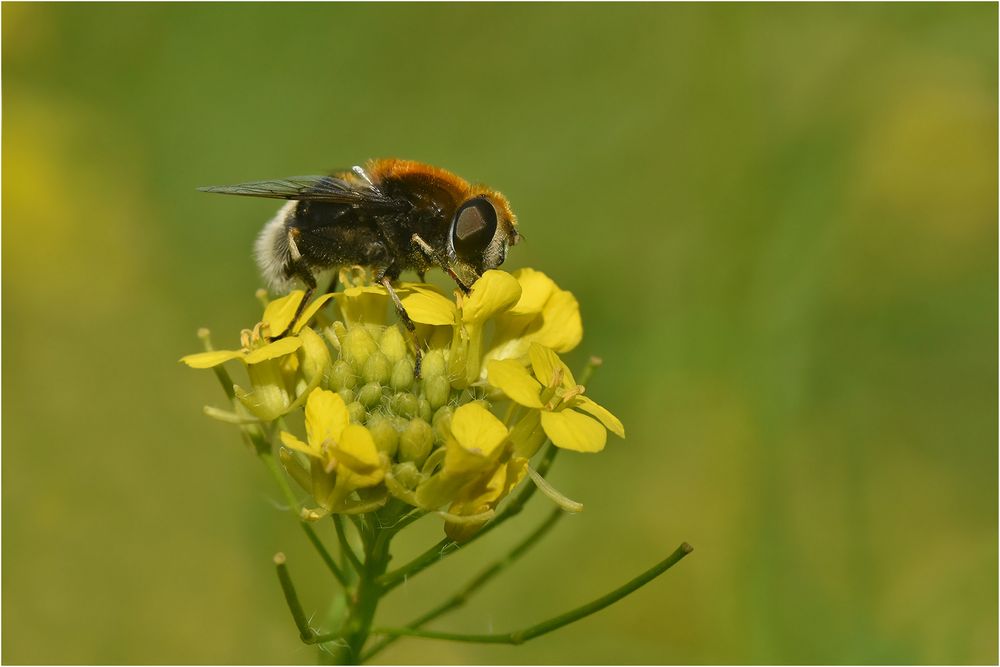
[421,349,447,379]
[297,327,331,384]
[357,382,383,409]
[424,375,451,410]
[362,351,392,385]
[326,321,347,353]
[391,392,419,419]
[337,388,355,405]
[389,415,410,435]
[391,461,423,490]
[366,414,399,458]
[398,418,433,467]
[329,359,356,391]
[418,397,432,423]
[432,405,454,441]
[380,325,409,363]
[346,400,366,423]
[342,326,378,371]
[390,359,415,392]
[421,446,446,476]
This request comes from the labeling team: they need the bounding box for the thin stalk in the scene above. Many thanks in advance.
[379,443,559,591]
[274,553,319,643]
[372,542,693,646]
[334,514,364,576]
[260,450,349,587]
[362,507,565,662]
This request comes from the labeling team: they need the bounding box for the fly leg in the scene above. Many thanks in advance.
[269,262,317,339]
[410,234,474,294]
[377,274,423,378]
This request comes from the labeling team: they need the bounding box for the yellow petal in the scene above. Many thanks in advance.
[304,388,349,448]
[462,270,521,324]
[486,359,543,408]
[280,431,319,457]
[399,287,458,325]
[540,409,606,453]
[244,337,302,364]
[335,424,382,478]
[292,293,336,333]
[334,286,390,325]
[574,396,625,438]
[509,410,547,458]
[509,268,556,315]
[179,349,245,368]
[262,291,306,337]
[449,403,508,457]
[528,343,575,388]
[531,288,583,353]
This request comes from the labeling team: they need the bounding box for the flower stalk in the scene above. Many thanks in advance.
[181,267,689,663]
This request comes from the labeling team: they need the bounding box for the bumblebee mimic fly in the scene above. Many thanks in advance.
[199,158,522,367]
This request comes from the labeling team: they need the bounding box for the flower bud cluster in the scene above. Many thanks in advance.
[182,268,624,540]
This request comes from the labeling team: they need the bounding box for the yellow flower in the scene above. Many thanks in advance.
[394,401,527,541]
[487,343,624,453]
[279,388,385,517]
[482,268,583,366]
[180,291,335,420]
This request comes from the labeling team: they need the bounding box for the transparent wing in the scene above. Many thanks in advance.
[198,173,399,208]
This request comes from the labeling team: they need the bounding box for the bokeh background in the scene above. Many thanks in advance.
[3,3,996,664]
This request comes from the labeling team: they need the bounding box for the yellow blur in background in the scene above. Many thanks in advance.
[2,4,996,664]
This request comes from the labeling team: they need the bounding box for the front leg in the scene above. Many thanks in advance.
[375,270,423,378]
[410,234,474,294]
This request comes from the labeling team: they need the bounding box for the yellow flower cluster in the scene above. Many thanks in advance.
[181,268,623,540]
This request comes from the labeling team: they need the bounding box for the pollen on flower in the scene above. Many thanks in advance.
[182,266,624,538]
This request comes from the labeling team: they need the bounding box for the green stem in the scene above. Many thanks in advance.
[362,507,564,662]
[372,542,693,646]
[260,450,349,587]
[273,553,320,643]
[334,514,364,576]
[379,443,559,591]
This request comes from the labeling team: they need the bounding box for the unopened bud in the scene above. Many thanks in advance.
[342,327,378,371]
[362,351,392,385]
[421,349,447,379]
[357,382,383,409]
[418,398,432,423]
[398,418,433,467]
[329,360,356,391]
[380,325,409,363]
[337,388,355,405]
[432,405,454,441]
[346,401,366,423]
[390,359,415,392]
[391,392,419,419]
[366,415,399,458]
[297,327,331,383]
[391,461,423,490]
[424,375,451,410]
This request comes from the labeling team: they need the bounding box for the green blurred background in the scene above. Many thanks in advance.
[3,3,996,664]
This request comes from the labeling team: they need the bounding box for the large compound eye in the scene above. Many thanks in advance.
[451,197,498,261]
